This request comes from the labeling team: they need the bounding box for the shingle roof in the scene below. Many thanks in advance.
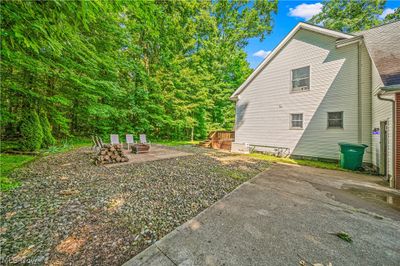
[357,21,400,86]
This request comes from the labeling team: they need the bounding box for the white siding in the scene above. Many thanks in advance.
[371,62,394,176]
[235,29,364,161]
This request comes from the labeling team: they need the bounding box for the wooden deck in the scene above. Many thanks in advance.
[199,131,234,151]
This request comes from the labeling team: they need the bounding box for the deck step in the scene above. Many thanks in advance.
[198,131,234,150]
[198,140,212,147]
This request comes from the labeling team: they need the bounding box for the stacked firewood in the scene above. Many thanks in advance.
[94,144,129,165]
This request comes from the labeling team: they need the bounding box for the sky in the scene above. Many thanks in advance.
[245,0,400,69]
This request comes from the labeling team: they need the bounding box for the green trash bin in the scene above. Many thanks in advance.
[338,142,368,170]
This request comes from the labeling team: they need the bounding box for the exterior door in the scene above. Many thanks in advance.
[380,121,388,176]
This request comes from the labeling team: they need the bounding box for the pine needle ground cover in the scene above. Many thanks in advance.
[0,146,269,265]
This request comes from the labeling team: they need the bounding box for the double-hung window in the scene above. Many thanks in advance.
[291,66,310,92]
[290,113,303,129]
[327,112,343,129]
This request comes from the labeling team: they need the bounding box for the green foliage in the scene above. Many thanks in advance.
[20,110,44,151]
[384,7,400,22]
[0,154,35,191]
[40,111,56,148]
[0,141,20,152]
[45,137,92,154]
[155,140,200,146]
[194,107,207,140]
[0,176,20,192]
[309,0,386,32]
[330,231,353,243]
[0,0,278,143]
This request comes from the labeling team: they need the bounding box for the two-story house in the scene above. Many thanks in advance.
[230,21,400,189]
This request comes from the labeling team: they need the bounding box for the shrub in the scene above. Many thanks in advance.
[20,110,43,151]
[39,111,56,148]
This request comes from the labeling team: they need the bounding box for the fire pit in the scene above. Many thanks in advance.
[132,144,150,154]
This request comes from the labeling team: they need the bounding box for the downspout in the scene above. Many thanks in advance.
[377,91,396,187]
[357,43,362,143]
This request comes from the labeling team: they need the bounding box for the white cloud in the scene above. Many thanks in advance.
[253,50,271,58]
[289,3,323,20]
[379,8,395,19]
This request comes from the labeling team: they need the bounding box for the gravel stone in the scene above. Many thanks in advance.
[0,145,269,265]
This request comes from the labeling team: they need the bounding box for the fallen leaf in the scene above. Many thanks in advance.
[56,236,86,254]
[5,211,16,219]
[59,189,79,196]
[330,231,352,243]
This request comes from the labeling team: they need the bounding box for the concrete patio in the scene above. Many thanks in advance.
[105,145,192,168]
[125,163,400,266]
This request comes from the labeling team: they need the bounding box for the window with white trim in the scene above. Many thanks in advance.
[291,66,310,92]
[327,112,343,128]
[290,113,303,129]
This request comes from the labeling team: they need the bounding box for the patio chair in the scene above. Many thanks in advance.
[92,135,103,152]
[91,135,98,151]
[139,134,150,145]
[97,136,104,148]
[126,134,135,150]
[110,134,120,145]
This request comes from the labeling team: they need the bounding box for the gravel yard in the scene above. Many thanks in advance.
[0,145,269,265]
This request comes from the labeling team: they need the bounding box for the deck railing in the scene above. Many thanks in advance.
[209,131,234,150]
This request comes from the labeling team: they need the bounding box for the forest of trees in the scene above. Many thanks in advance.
[1,0,398,151]
[0,0,278,150]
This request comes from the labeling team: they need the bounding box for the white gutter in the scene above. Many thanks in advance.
[336,35,363,48]
[377,89,396,187]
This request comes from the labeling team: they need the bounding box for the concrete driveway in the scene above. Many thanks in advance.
[125,163,400,266]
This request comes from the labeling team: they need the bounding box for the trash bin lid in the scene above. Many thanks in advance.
[338,142,368,148]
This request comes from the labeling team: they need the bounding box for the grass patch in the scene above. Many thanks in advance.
[155,140,200,146]
[0,154,35,191]
[248,153,341,171]
[215,167,248,181]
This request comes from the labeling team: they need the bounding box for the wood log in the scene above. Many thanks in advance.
[94,144,129,165]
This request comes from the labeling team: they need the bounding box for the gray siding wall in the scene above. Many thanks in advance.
[235,29,371,161]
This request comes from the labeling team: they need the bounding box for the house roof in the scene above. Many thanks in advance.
[355,21,400,87]
[381,84,400,93]
[230,22,354,100]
